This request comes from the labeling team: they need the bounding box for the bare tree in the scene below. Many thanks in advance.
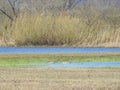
[0,0,18,21]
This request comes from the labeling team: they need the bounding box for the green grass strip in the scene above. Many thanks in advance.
[0,54,120,68]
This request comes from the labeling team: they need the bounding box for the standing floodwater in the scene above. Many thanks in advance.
[23,62,120,68]
[0,47,120,54]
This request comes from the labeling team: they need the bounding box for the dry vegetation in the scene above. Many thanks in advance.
[1,14,120,47]
[0,68,120,90]
[0,0,120,47]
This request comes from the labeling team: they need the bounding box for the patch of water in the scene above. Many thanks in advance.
[0,47,120,54]
[29,62,120,68]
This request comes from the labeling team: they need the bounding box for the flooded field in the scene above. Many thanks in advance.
[0,54,120,68]
[0,47,120,54]
[0,50,120,90]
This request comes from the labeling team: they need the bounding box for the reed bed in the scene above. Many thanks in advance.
[0,14,120,47]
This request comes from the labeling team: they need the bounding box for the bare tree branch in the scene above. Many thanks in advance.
[0,9,13,21]
[7,0,17,17]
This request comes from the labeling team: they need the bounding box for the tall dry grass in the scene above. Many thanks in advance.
[0,19,14,46]
[0,13,120,47]
[11,14,81,46]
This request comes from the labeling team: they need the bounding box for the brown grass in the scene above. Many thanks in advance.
[0,14,120,47]
[0,68,120,90]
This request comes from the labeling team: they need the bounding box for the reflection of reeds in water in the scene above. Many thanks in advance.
[0,14,120,47]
